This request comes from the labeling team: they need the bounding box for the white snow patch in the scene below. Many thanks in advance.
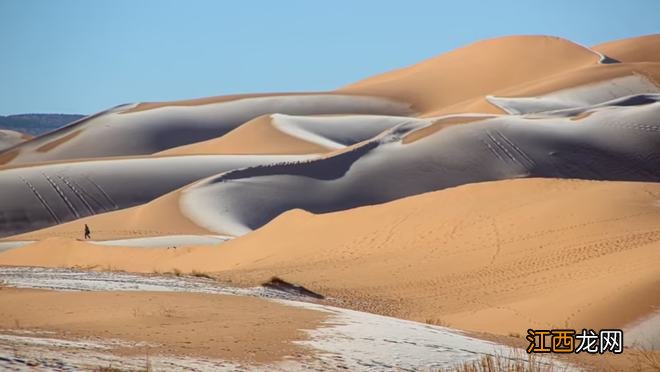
[270,113,428,150]
[488,74,660,114]
[90,234,232,248]
[0,241,33,252]
[625,310,660,350]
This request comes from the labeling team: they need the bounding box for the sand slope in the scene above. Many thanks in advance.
[0,154,313,237]
[593,34,660,63]
[424,61,660,117]
[1,95,411,165]
[2,178,658,339]
[0,288,324,364]
[179,95,660,236]
[0,129,31,152]
[159,114,425,156]
[341,35,602,114]
[7,189,214,241]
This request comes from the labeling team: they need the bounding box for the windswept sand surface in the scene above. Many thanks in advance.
[1,95,411,165]
[180,96,660,236]
[341,35,603,114]
[159,114,425,156]
[1,34,660,370]
[2,178,659,340]
[0,288,324,364]
[0,268,544,371]
[0,129,31,152]
[593,34,660,63]
[0,154,314,237]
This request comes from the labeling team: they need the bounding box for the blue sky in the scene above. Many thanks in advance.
[1,0,658,115]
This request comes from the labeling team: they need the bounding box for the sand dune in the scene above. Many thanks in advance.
[1,95,411,165]
[424,61,660,117]
[178,95,660,236]
[157,115,328,155]
[2,178,658,340]
[488,74,660,114]
[6,188,215,242]
[341,35,603,114]
[593,34,660,63]
[0,154,313,237]
[0,129,31,152]
[159,114,426,156]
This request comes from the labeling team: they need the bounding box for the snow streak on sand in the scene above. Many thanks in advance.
[0,332,242,371]
[0,267,569,371]
[0,154,314,237]
[0,235,231,252]
[270,114,427,150]
[180,95,660,236]
[487,74,660,114]
[90,234,232,248]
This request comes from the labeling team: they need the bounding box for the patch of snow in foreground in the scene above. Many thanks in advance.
[284,300,572,371]
[0,267,574,371]
[625,310,660,350]
[0,266,300,300]
[90,234,233,248]
[0,333,242,371]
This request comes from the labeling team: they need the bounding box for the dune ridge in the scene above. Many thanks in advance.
[593,34,660,63]
[1,94,411,165]
[0,154,314,237]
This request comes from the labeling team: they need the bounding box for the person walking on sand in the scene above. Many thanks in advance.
[84,224,91,240]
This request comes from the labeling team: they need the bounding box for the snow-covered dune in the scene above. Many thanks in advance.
[159,114,428,156]
[0,154,314,237]
[487,74,660,114]
[269,114,428,150]
[180,95,660,235]
[1,94,411,165]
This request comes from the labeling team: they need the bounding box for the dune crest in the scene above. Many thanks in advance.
[593,34,660,63]
[341,35,603,113]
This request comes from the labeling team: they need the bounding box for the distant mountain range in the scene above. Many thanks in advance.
[0,113,85,136]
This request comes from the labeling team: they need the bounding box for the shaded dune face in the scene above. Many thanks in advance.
[0,155,313,237]
[0,129,31,152]
[2,95,412,166]
[180,97,660,235]
[158,114,425,156]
